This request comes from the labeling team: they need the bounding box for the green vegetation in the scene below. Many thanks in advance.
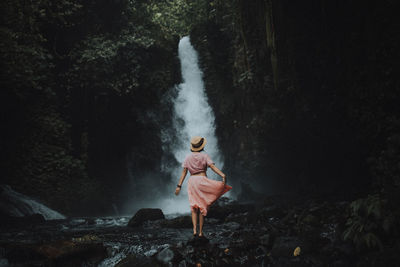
[343,194,393,251]
[0,0,183,215]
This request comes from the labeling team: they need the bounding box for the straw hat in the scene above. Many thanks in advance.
[190,136,207,152]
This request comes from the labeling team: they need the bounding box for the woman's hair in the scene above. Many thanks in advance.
[191,148,204,152]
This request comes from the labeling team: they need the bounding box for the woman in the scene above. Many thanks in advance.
[175,136,232,237]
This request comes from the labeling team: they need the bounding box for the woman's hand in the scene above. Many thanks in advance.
[175,187,181,195]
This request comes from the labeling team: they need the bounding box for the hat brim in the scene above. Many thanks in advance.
[190,138,207,152]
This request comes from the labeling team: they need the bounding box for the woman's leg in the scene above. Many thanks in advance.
[191,208,198,235]
[199,212,204,236]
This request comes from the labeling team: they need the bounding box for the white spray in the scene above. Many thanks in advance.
[123,36,226,216]
[0,185,65,220]
[158,36,225,215]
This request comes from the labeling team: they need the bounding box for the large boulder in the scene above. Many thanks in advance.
[160,215,192,228]
[207,202,255,220]
[2,235,106,266]
[128,208,165,227]
[0,212,45,228]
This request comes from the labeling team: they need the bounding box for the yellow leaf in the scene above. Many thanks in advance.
[293,246,301,256]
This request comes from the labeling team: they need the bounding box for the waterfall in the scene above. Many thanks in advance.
[0,185,65,220]
[122,36,226,216]
[158,36,225,214]
[171,36,223,171]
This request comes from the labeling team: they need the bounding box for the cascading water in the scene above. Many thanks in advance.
[123,36,227,216]
[0,185,65,220]
[158,36,226,214]
[171,36,223,172]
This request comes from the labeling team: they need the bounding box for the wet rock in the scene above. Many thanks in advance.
[128,208,165,227]
[115,254,161,267]
[2,243,46,264]
[229,231,260,250]
[215,196,234,206]
[258,205,287,220]
[38,239,107,266]
[260,233,273,248]
[23,214,46,224]
[160,215,192,228]
[302,214,320,226]
[3,238,107,266]
[86,218,96,225]
[271,257,309,267]
[187,236,209,246]
[207,202,255,220]
[0,212,45,227]
[0,258,9,266]
[225,210,261,225]
[156,246,174,263]
[144,248,158,257]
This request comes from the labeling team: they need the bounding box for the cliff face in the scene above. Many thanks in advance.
[190,0,399,197]
[0,0,180,215]
[1,0,398,214]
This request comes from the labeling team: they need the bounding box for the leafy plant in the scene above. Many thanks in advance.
[342,194,395,251]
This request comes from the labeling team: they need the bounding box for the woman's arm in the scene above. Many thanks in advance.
[209,164,227,185]
[175,168,188,195]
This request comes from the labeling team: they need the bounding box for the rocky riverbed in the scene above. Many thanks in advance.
[0,194,360,267]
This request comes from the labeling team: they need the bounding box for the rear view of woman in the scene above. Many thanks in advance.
[174,136,232,237]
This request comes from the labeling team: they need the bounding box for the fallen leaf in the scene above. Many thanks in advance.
[293,246,301,256]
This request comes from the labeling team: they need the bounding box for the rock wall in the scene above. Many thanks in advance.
[190,0,398,197]
[0,0,181,215]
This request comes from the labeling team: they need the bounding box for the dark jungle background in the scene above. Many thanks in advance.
[1,0,399,266]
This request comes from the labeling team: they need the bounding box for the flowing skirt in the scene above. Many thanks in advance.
[187,175,232,216]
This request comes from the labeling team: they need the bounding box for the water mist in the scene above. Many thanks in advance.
[158,36,226,215]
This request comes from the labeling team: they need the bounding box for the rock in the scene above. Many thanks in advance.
[237,182,264,202]
[24,213,45,224]
[3,243,46,264]
[115,254,161,267]
[300,214,320,226]
[224,221,241,231]
[86,218,96,225]
[160,215,192,228]
[260,233,273,248]
[128,208,165,227]
[0,212,45,228]
[37,239,107,266]
[156,247,174,264]
[271,257,309,267]
[207,202,255,219]
[144,248,158,257]
[187,236,209,246]
[258,205,287,220]
[3,239,107,266]
[0,258,9,266]
[0,185,65,220]
[214,197,234,206]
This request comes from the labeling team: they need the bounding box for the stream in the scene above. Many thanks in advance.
[0,193,355,267]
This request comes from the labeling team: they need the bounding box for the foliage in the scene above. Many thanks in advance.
[342,194,397,251]
[369,133,400,189]
[146,0,213,37]
[1,0,180,215]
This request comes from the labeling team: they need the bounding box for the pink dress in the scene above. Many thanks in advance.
[182,152,232,216]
